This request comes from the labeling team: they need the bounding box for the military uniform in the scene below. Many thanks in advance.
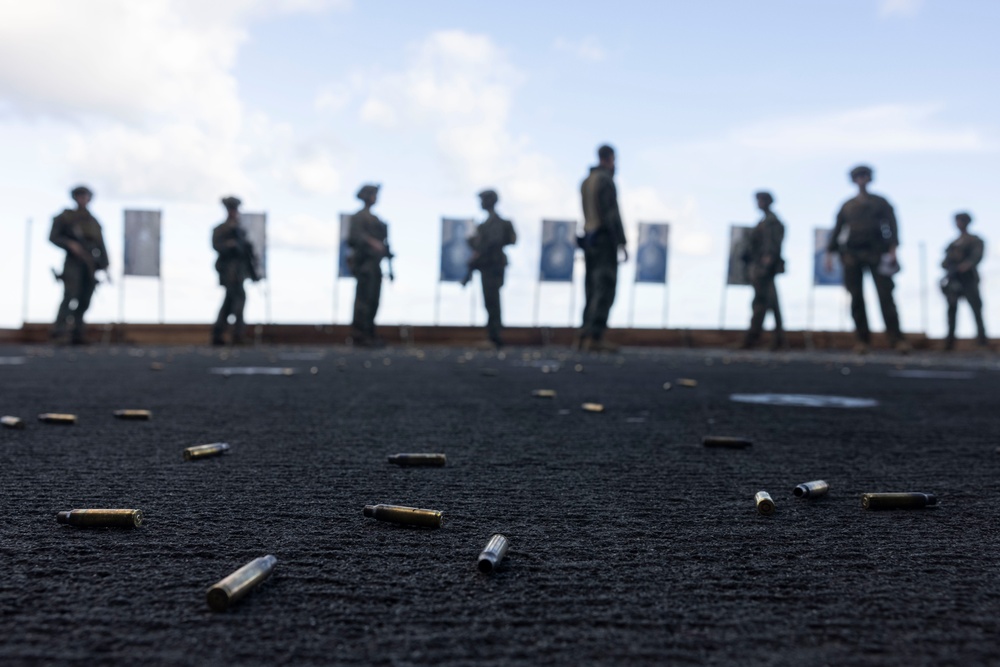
[579,165,626,345]
[467,198,516,346]
[942,232,987,347]
[49,207,109,343]
[828,191,904,346]
[348,207,389,344]
[212,214,257,345]
[742,211,785,348]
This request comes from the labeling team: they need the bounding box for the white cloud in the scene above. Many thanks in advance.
[289,152,342,196]
[621,185,712,257]
[331,30,571,218]
[879,0,924,18]
[269,213,337,252]
[552,37,607,62]
[728,104,990,158]
[0,0,350,201]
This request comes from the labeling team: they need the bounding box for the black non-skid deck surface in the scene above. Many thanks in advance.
[1,345,998,666]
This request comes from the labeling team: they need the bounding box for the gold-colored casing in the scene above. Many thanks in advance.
[581,403,605,413]
[532,389,557,398]
[207,555,278,612]
[184,443,231,461]
[113,410,152,420]
[703,436,752,449]
[755,491,775,515]
[363,504,443,528]
[387,453,446,467]
[861,492,936,510]
[56,509,143,528]
[677,378,698,388]
[794,480,829,498]
[38,413,77,425]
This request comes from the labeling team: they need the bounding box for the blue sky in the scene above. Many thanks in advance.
[0,0,996,338]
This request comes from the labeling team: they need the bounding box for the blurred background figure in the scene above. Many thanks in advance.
[49,185,109,345]
[348,184,392,347]
[941,212,988,350]
[578,144,627,352]
[740,191,786,350]
[462,189,517,349]
[826,165,908,354]
[211,196,258,346]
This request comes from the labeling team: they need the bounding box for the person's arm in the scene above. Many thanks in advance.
[763,218,784,266]
[960,237,984,273]
[50,213,90,265]
[505,219,517,246]
[828,208,844,253]
[94,224,110,270]
[882,199,899,251]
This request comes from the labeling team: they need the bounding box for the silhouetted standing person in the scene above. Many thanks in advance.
[50,185,109,344]
[741,191,786,350]
[578,144,628,352]
[826,165,907,353]
[463,189,517,348]
[348,184,391,347]
[942,212,988,350]
[212,196,258,346]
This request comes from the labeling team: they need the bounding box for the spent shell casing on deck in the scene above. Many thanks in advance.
[206,555,277,612]
[532,389,557,398]
[794,480,830,498]
[477,534,509,574]
[387,453,447,467]
[755,491,775,515]
[677,378,698,388]
[183,443,231,461]
[703,435,752,449]
[581,402,605,413]
[38,413,77,425]
[1,416,25,429]
[56,509,143,528]
[113,409,152,420]
[363,504,443,528]
[861,492,937,510]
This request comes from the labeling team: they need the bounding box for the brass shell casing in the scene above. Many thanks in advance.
[703,435,752,449]
[477,534,509,574]
[184,443,231,461]
[1,416,25,429]
[207,555,277,612]
[794,480,829,498]
[677,378,698,388]
[38,413,77,425]
[861,492,937,510]
[387,453,446,467]
[581,403,605,413]
[56,509,143,528]
[113,409,152,420]
[532,389,557,398]
[755,491,775,515]
[363,504,443,528]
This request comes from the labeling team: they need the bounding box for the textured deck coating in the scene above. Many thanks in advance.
[0,344,998,666]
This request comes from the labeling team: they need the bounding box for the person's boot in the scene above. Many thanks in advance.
[769,331,788,351]
[943,336,956,352]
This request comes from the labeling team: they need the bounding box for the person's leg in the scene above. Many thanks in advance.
[367,272,383,340]
[71,271,97,343]
[842,254,870,344]
[743,271,768,347]
[231,282,247,343]
[482,269,503,344]
[352,272,370,341]
[945,291,959,349]
[590,250,619,341]
[213,287,233,344]
[872,269,902,344]
[52,262,81,339]
[962,276,988,344]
